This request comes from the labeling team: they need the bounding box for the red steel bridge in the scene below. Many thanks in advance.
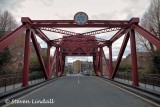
[0,12,160,89]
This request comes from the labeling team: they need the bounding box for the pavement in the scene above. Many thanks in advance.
[2,75,159,107]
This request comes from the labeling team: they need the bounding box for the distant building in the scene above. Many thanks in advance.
[73,60,81,73]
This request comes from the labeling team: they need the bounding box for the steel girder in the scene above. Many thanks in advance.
[99,48,103,76]
[102,49,110,76]
[93,56,97,75]
[59,35,99,56]
[31,31,49,79]
[108,45,113,78]
[40,27,120,36]
[110,29,128,43]
[133,24,160,48]
[22,29,31,87]
[111,31,130,79]
[34,29,51,44]
[41,27,79,36]
[50,50,57,76]
[56,47,60,76]
[130,29,139,86]
[0,24,27,52]
[30,20,129,28]
[82,27,121,36]
[46,44,51,79]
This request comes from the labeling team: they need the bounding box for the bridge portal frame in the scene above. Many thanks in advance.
[0,17,160,87]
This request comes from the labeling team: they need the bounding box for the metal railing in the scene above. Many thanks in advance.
[0,73,45,93]
[139,74,160,91]
[114,72,160,92]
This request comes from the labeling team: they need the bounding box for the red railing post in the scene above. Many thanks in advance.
[130,29,139,86]
[22,29,31,87]
[46,44,51,79]
[109,45,113,79]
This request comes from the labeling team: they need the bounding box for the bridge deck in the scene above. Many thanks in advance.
[5,76,157,107]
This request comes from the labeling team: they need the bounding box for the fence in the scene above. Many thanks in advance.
[0,73,45,93]
[114,72,160,92]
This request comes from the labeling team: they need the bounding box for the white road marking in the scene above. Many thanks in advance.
[78,76,80,84]
[97,77,160,107]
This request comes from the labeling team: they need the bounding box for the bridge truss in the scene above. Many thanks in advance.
[0,16,160,87]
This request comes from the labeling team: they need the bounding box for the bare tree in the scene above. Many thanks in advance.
[136,0,160,74]
[0,10,17,37]
[0,10,18,74]
[137,0,160,54]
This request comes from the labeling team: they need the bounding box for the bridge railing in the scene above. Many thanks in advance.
[114,72,160,92]
[0,73,46,93]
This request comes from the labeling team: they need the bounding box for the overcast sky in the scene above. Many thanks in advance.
[0,0,150,62]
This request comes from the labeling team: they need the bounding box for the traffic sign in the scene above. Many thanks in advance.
[74,12,88,25]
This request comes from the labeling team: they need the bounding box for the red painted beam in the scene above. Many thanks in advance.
[56,47,60,76]
[31,32,49,79]
[93,56,98,76]
[82,27,121,35]
[0,25,27,52]
[41,27,79,36]
[46,44,51,79]
[34,29,51,45]
[134,25,160,49]
[111,32,130,79]
[110,29,128,43]
[62,53,96,56]
[102,49,109,75]
[24,18,131,28]
[21,17,32,24]
[31,24,129,28]
[108,45,113,79]
[59,51,63,76]
[61,56,65,75]
[50,49,57,76]
[31,20,129,24]
[99,48,103,76]
[129,18,139,24]
[130,29,139,86]
[22,29,31,87]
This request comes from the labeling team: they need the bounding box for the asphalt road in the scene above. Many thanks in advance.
[3,76,158,107]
